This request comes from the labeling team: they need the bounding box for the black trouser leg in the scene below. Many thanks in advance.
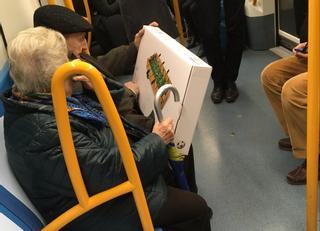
[154,186,212,231]
[184,145,197,193]
[197,0,225,87]
[223,0,245,84]
[197,0,245,86]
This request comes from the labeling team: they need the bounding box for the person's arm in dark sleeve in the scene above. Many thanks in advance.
[90,0,120,17]
[97,43,138,77]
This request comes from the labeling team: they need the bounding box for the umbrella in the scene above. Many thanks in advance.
[155,84,190,191]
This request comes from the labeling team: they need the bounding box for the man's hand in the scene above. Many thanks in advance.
[293,42,308,59]
[152,118,174,144]
[73,75,93,90]
[134,21,159,48]
[124,81,139,96]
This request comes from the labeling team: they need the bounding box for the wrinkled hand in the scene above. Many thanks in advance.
[134,21,159,48]
[124,81,139,95]
[152,118,174,144]
[72,75,93,90]
[293,42,308,59]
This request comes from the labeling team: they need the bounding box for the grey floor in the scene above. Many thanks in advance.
[192,49,313,231]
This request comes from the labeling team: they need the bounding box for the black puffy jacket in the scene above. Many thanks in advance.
[2,91,168,231]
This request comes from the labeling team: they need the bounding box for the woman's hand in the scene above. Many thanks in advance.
[72,75,93,90]
[134,21,159,48]
[152,118,174,144]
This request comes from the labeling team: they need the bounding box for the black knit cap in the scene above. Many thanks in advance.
[33,5,92,34]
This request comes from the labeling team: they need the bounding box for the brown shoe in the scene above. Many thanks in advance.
[286,160,320,185]
[278,137,292,151]
[287,161,307,185]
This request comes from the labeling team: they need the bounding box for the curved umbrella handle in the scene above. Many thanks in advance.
[154,84,180,122]
[154,84,189,191]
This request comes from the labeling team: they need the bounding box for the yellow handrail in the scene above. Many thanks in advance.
[63,0,92,48]
[306,0,320,230]
[82,0,92,24]
[42,60,154,231]
[47,0,74,10]
[47,0,92,49]
[172,0,185,46]
[47,0,56,5]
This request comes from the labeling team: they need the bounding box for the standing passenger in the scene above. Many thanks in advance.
[197,0,245,104]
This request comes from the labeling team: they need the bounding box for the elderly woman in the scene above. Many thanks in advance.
[2,27,212,231]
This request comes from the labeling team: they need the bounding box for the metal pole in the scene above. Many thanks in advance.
[306,0,320,230]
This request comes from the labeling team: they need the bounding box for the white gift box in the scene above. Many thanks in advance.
[133,26,212,155]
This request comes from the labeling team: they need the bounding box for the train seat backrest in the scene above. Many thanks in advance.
[0,63,44,230]
[0,185,44,231]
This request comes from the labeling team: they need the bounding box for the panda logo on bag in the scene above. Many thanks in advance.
[176,140,185,149]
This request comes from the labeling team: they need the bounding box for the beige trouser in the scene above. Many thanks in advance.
[261,56,308,158]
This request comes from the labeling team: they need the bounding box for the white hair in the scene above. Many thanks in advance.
[8,27,68,95]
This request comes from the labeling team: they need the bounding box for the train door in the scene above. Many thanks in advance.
[277,0,308,49]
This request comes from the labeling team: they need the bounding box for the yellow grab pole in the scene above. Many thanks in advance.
[47,0,56,4]
[48,0,74,11]
[63,0,75,11]
[51,63,90,209]
[63,0,92,51]
[82,0,92,48]
[43,182,135,231]
[172,0,185,46]
[82,0,92,24]
[306,0,320,230]
[44,60,154,231]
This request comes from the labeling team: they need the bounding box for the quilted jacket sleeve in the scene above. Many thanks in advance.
[28,119,168,196]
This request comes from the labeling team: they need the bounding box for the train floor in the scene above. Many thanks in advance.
[193,48,317,231]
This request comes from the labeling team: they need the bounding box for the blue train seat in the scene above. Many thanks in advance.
[0,183,164,231]
[0,185,44,231]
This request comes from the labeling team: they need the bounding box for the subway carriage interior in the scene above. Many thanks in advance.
[0,0,318,230]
